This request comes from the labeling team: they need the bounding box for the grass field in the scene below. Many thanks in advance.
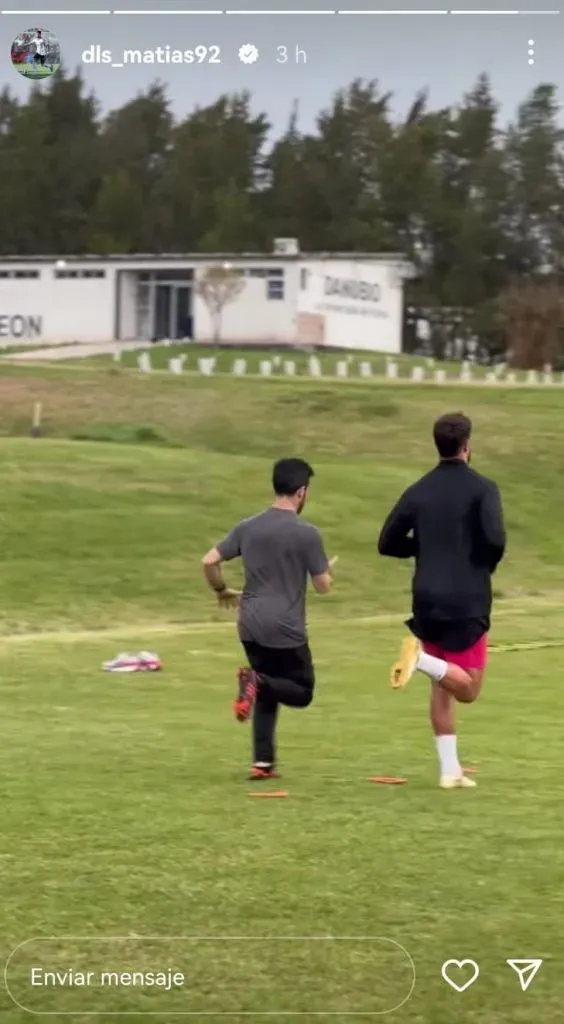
[1,366,563,1022]
[13,63,60,80]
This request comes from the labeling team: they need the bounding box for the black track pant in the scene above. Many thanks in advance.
[242,641,314,765]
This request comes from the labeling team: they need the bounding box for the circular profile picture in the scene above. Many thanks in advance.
[10,27,61,81]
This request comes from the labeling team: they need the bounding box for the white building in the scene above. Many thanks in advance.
[0,240,413,352]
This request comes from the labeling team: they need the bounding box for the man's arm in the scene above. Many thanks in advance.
[479,482,506,573]
[378,491,416,559]
[202,524,242,605]
[305,527,334,595]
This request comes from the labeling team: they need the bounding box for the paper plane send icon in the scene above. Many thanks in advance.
[506,959,543,991]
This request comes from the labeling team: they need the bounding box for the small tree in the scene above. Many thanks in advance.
[497,279,564,370]
[195,265,246,345]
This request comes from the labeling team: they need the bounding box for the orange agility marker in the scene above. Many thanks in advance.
[463,766,478,775]
[248,790,289,798]
[368,776,407,785]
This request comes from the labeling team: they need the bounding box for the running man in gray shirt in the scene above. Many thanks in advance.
[202,458,336,780]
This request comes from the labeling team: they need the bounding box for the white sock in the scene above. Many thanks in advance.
[435,735,461,777]
[416,650,448,682]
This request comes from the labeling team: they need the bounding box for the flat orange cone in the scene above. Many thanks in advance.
[463,765,478,774]
[368,776,407,785]
[249,790,289,798]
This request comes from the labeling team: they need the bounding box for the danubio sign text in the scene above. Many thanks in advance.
[324,276,381,302]
[0,314,42,339]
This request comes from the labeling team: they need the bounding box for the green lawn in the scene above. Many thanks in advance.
[0,370,563,1021]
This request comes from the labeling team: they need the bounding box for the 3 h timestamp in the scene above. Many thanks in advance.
[276,45,307,64]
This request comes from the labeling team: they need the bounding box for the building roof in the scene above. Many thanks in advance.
[0,252,409,264]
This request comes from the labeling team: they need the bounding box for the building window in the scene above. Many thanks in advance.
[300,268,308,290]
[154,270,190,281]
[247,267,284,280]
[267,277,285,300]
[54,269,106,279]
[0,269,39,278]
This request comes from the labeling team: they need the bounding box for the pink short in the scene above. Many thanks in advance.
[423,633,488,672]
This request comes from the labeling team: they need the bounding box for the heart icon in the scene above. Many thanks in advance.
[441,959,480,992]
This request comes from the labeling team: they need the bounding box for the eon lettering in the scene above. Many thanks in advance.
[0,315,42,339]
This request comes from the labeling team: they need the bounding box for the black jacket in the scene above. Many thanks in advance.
[378,460,506,647]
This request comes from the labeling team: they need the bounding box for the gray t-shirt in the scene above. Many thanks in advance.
[216,507,329,648]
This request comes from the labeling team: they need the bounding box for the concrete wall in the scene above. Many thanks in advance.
[297,259,403,353]
[192,263,298,343]
[0,264,115,342]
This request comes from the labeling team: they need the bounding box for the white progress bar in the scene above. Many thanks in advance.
[1,5,560,11]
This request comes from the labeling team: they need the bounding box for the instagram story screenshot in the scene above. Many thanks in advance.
[0,0,563,1021]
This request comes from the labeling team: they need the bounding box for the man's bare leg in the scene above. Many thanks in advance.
[391,636,484,702]
[430,684,462,781]
[391,637,483,788]
[428,669,483,787]
[421,652,484,704]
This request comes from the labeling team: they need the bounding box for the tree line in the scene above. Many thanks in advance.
[1,72,563,363]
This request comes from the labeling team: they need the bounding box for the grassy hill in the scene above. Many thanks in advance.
[0,365,563,632]
[0,365,563,1022]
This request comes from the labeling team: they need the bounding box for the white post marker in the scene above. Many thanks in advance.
[308,356,322,377]
[485,371,496,383]
[138,352,152,373]
[435,369,446,384]
[259,360,272,377]
[543,371,553,385]
[232,359,247,376]
[198,358,215,376]
[272,355,281,368]
[31,401,42,437]
[411,366,425,383]
[284,360,296,376]
[169,357,182,375]
[527,369,538,385]
[460,365,472,383]
[336,360,348,378]
[506,371,517,385]
[386,362,398,380]
[359,361,372,378]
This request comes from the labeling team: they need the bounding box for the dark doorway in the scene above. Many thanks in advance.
[175,286,192,339]
[154,285,171,340]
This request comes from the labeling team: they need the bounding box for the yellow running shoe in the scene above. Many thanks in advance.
[440,775,477,789]
[390,636,421,689]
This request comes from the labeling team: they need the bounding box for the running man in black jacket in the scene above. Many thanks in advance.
[378,412,506,789]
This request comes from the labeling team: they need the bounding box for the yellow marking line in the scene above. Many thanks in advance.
[0,595,560,647]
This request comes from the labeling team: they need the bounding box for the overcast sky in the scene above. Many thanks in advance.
[1,1,562,134]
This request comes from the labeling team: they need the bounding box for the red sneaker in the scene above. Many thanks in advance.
[233,667,257,722]
[249,765,281,780]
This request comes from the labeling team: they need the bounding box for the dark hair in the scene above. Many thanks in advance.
[433,413,472,459]
[272,458,314,496]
